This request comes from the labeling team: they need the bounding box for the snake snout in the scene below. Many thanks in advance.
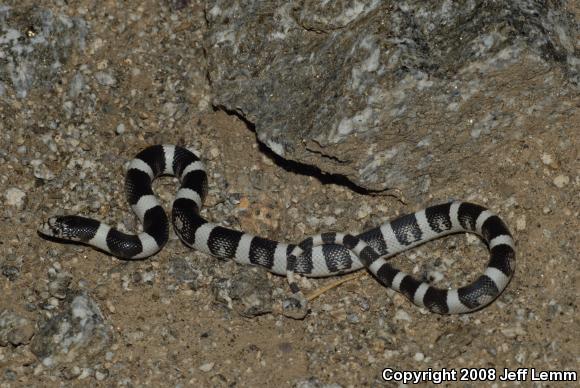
[37,217,60,237]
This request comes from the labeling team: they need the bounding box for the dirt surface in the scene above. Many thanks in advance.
[1,1,579,387]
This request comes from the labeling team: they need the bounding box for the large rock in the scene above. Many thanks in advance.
[0,6,88,98]
[30,292,114,368]
[206,0,578,195]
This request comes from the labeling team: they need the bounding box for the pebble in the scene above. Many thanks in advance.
[322,216,337,226]
[543,229,552,239]
[30,160,55,180]
[383,350,399,359]
[141,270,155,284]
[95,370,108,381]
[4,188,26,208]
[164,102,178,117]
[62,366,81,380]
[553,174,569,188]
[427,270,444,283]
[394,309,412,322]
[347,313,360,324]
[357,297,370,312]
[414,352,425,362]
[126,331,145,343]
[211,268,274,317]
[541,153,556,167]
[209,147,220,159]
[116,123,126,134]
[94,71,117,86]
[69,73,85,97]
[106,300,116,313]
[78,368,92,379]
[47,297,60,308]
[168,256,200,290]
[515,215,526,231]
[3,369,17,381]
[356,203,372,220]
[48,271,73,299]
[1,265,20,281]
[0,310,35,346]
[295,378,341,388]
[199,362,215,372]
[500,324,526,338]
[546,300,561,317]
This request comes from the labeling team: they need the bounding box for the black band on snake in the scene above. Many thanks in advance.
[38,145,516,316]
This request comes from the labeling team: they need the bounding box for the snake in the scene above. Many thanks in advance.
[38,144,516,315]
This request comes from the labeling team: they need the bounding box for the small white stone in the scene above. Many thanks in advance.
[516,215,526,231]
[427,270,444,283]
[94,71,116,86]
[322,216,337,226]
[383,350,400,360]
[356,203,372,220]
[92,38,104,51]
[541,153,554,166]
[4,188,26,208]
[199,362,215,372]
[116,123,125,134]
[31,160,55,180]
[394,309,412,322]
[553,175,569,188]
[209,147,220,159]
[414,352,425,362]
[500,324,526,338]
[78,368,91,379]
[142,271,155,283]
[163,102,177,117]
[106,300,116,313]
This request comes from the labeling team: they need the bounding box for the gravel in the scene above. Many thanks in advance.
[0,0,577,386]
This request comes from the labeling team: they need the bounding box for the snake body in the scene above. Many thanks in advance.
[39,144,516,314]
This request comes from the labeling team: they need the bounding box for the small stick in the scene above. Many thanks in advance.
[306,271,367,302]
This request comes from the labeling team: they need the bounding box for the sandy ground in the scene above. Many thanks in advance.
[1,1,579,387]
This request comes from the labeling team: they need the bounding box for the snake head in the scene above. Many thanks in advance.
[38,217,80,241]
[38,217,63,238]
